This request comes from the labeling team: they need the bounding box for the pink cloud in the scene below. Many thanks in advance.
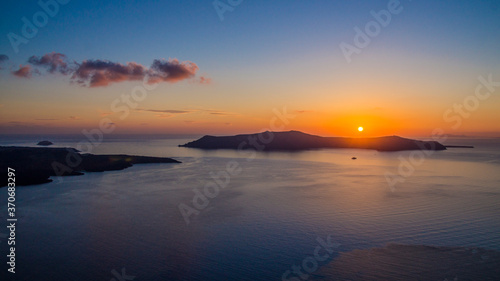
[12,65,32,78]
[28,52,69,74]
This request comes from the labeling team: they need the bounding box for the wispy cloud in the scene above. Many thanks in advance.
[203,109,239,116]
[136,108,194,114]
[208,111,232,116]
[295,110,314,114]
[136,108,237,119]
[199,76,212,84]
[10,52,208,88]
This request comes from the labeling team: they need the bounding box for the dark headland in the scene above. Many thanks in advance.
[0,146,180,187]
[179,130,447,152]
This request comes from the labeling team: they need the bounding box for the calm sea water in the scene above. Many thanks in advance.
[0,135,499,280]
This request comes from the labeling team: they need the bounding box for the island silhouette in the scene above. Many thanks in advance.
[0,146,180,187]
[180,130,446,152]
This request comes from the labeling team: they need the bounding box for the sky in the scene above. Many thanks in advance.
[0,0,499,137]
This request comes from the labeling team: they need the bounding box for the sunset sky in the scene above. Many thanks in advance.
[0,0,499,137]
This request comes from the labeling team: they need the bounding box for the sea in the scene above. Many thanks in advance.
[0,135,499,280]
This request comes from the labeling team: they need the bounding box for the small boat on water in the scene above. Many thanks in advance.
[352,157,357,160]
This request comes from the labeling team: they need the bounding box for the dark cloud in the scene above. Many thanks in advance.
[12,65,32,78]
[12,52,205,88]
[147,59,198,84]
[28,52,70,74]
[72,60,147,87]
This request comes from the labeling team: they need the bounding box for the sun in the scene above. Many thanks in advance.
[358,126,364,132]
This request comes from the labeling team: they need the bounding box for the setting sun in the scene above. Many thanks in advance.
[358,126,364,132]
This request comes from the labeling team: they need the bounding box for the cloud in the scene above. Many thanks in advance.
[137,108,193,114]
[12,65,32,78]
[155,114,174,118]
[295,110,314,114]
[12,52,205,88]
[28,52,70,74]
[199,76,212,84]
[137,108,237,118]
[209,111,231,116]
[136,108,196,119]
[72,60,147,87]
[147,59,198,84]
[203,109,237,116]
[34,118,58,121]
[68,116,81,120]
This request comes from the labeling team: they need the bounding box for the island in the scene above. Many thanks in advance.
[179,130,447,152]
[0,146,181,187]
[37,140,53,146]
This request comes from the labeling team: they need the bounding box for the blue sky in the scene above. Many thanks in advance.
[0,0,499,135]
[1,0,498,67]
